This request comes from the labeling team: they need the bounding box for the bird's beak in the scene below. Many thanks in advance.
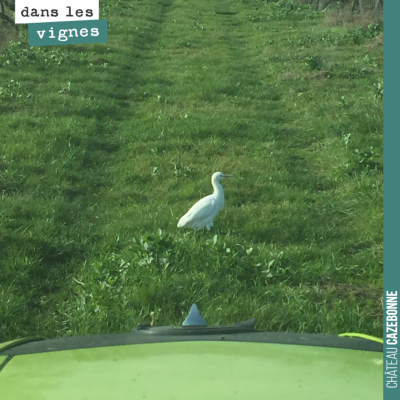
[222,174,232,178]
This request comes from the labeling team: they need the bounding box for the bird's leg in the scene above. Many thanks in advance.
[213,227,229,235]
[212,226,221,235]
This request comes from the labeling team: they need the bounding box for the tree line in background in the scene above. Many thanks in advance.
[0,1,17,34]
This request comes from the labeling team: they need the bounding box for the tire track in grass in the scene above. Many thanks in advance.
[210,7,337,184]
[49,0,177,245]
[211,1,300,147]
[197,1,325,245]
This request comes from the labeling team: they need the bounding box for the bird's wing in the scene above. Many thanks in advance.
[179,195,217,225]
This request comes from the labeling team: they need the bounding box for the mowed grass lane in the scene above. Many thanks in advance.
[0,0,382,340]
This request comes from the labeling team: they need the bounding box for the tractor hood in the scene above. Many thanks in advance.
[0,305,383,400]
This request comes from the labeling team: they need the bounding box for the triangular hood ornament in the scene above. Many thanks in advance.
[182,303,207,326]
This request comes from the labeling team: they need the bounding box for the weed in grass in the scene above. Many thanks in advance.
[0,79,22,101]
[304,54,323,71]
[296,21,382,48]
[59,82,72,94]
[347,146,382,175]
[372,80,383,100]
[172,163,193,177]
[269,0,319,21]
[179,40,192,47]
[0,41,77,68]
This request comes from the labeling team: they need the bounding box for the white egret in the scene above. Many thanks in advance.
[177,172,231,231]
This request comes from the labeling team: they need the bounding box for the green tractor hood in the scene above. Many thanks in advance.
[0,304,383,400]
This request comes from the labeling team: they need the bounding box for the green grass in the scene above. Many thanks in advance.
[0,0,383,341]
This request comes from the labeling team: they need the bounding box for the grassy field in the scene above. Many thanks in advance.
[0,0,383,342]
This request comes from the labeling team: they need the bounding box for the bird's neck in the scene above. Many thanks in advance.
[212,181,224,197]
